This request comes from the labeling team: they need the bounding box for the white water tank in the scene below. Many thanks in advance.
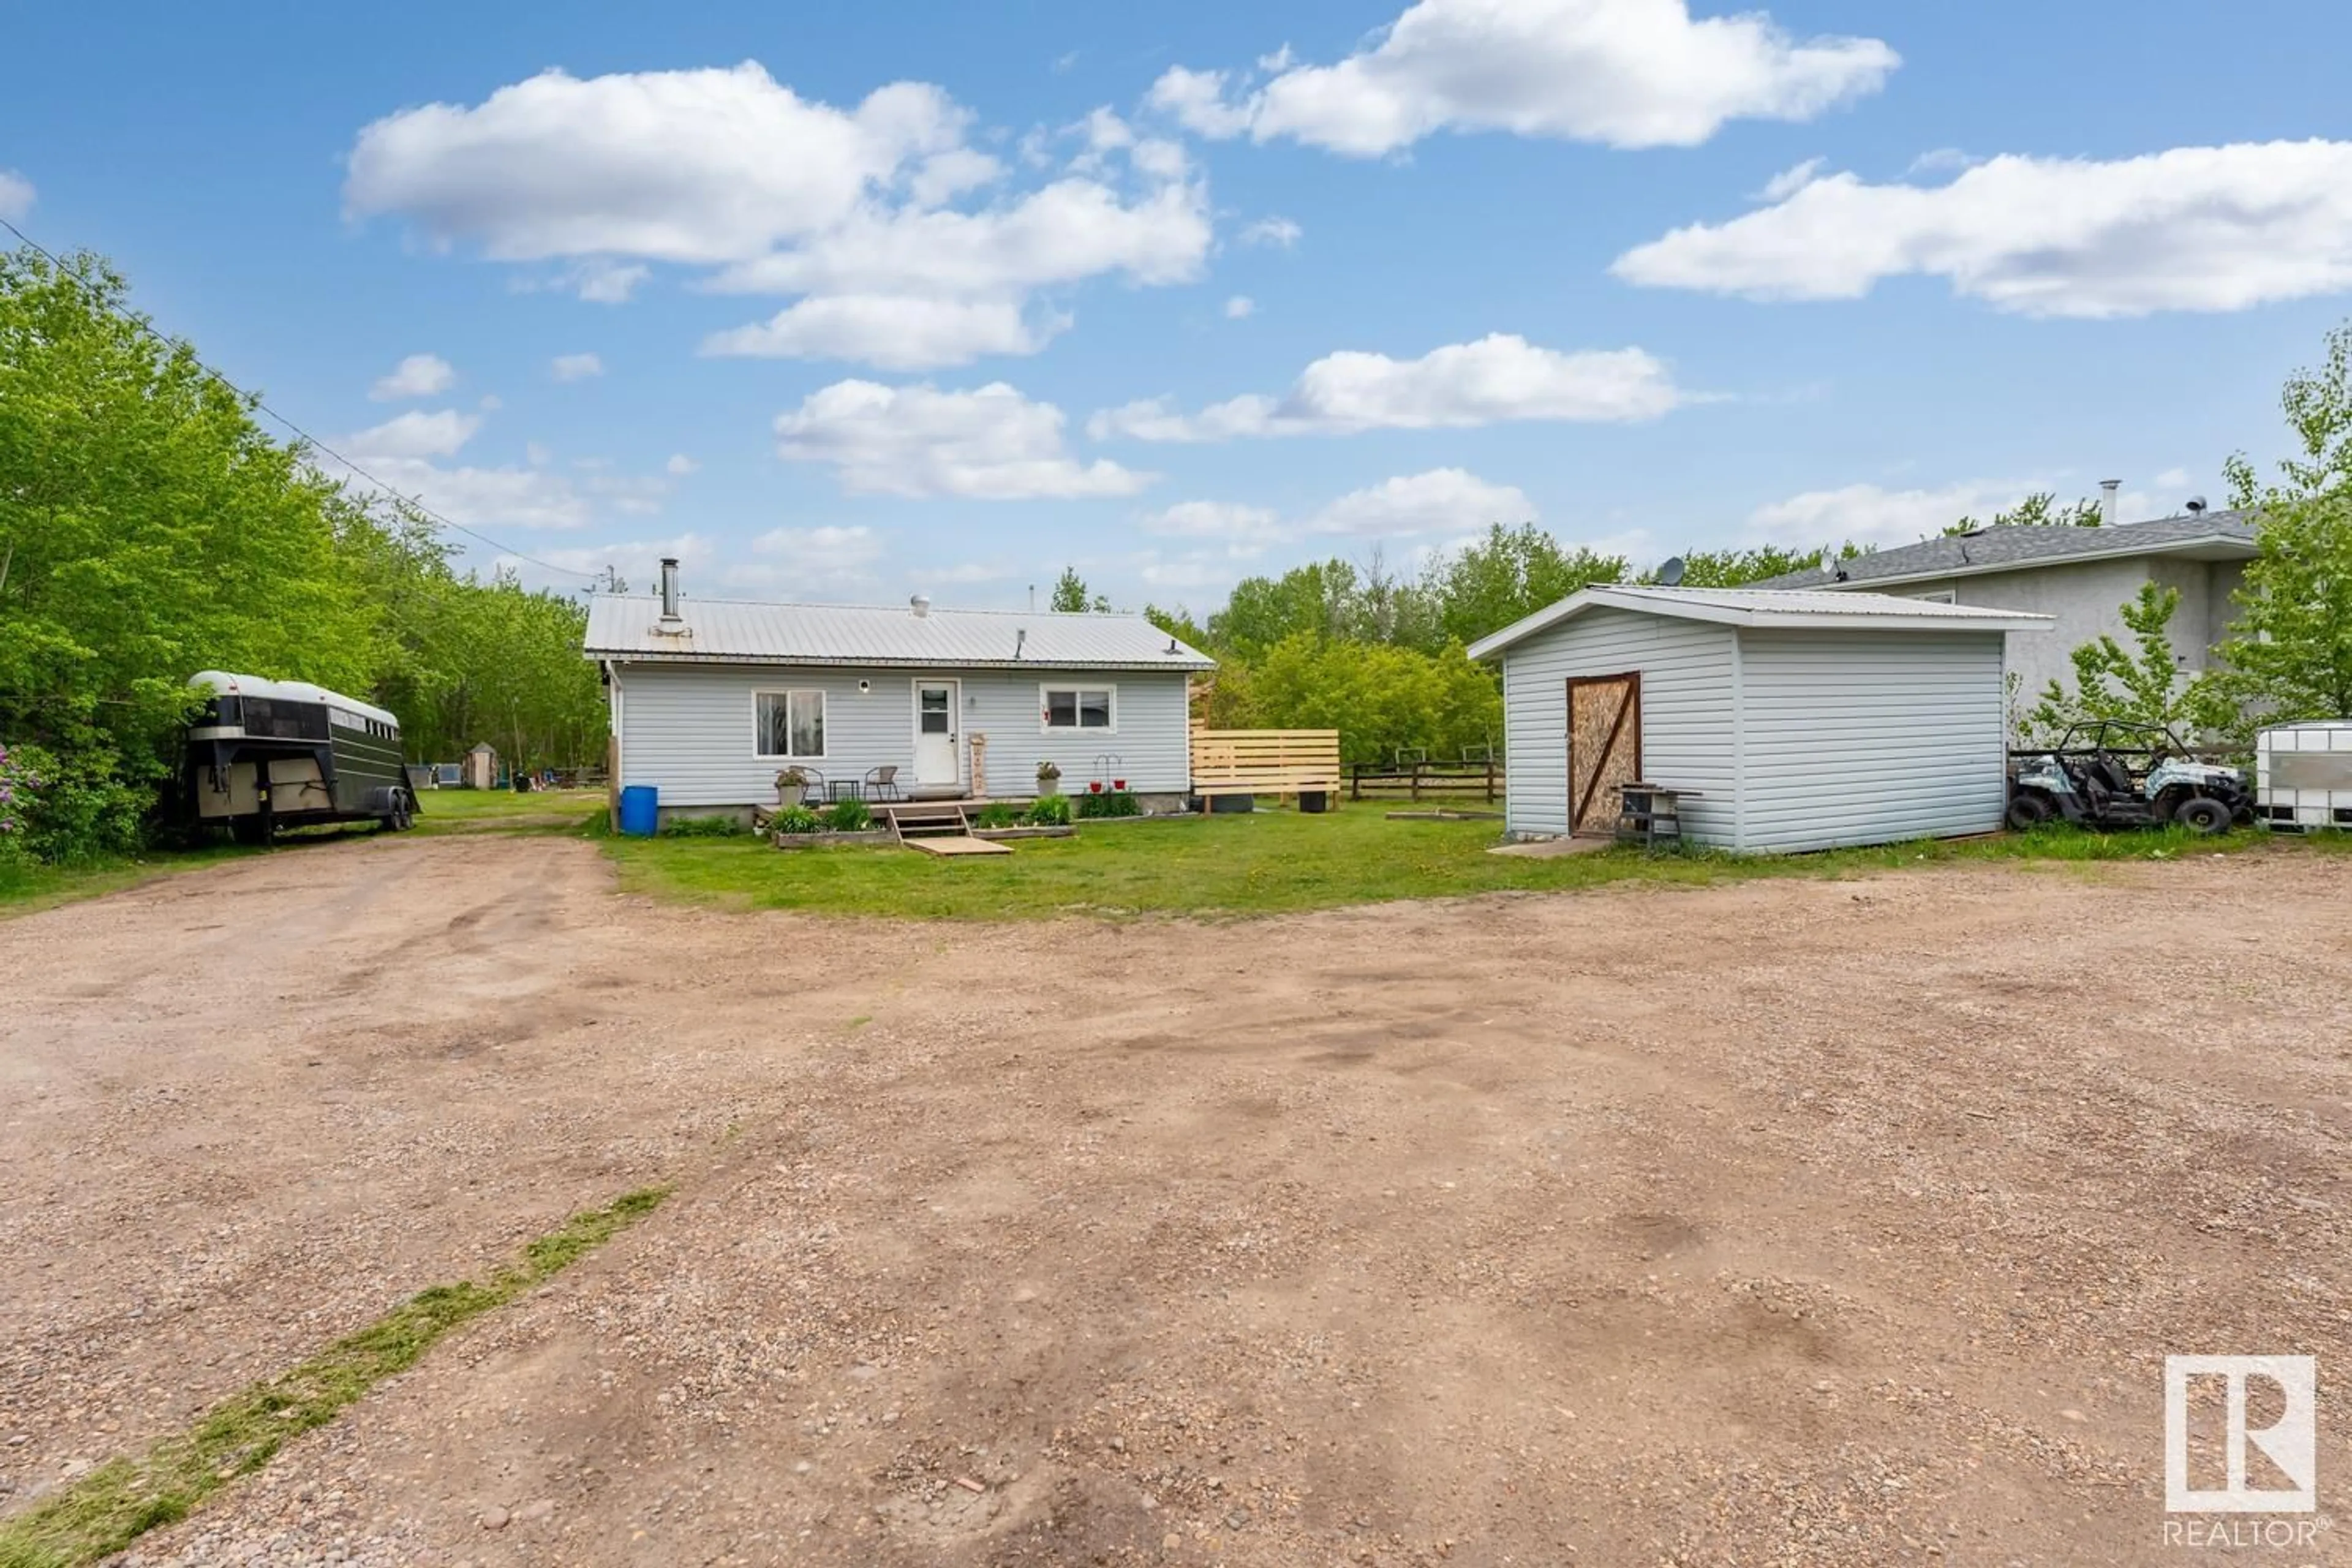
[2256,722,2352,832]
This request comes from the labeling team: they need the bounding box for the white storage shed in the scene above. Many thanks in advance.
[1466,586,2050,852]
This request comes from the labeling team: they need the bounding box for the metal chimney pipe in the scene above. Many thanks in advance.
[658,557,681,622]
[2098,479,2120,527]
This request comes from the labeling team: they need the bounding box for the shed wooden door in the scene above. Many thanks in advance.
[1566,673,1642,835]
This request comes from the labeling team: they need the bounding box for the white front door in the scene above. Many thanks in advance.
[913,679,960,791]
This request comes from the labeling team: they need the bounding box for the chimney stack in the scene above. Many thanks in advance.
[2098,479,2120,528]
[658,557,682,623]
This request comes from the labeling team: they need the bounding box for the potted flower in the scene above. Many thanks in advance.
[775,766,811,808]
[1035,760,1063,797]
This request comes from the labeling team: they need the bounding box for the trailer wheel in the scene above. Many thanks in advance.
[2174,795,2231,835]
[2005,790,2056,830]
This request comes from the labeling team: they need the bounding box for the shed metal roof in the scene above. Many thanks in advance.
[1751,511,2258,591]
[583,594,1216,671]
[1466,584,2051,660]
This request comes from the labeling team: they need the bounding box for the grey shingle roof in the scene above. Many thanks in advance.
[1751,511,2258,590]
[584,595,1216,670]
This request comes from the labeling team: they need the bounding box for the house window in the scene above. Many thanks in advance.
[755,690,826,757]
[1910,589,1958,605]
[1041,685,1115,731]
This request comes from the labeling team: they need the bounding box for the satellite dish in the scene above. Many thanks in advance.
[1657,556,1687,587]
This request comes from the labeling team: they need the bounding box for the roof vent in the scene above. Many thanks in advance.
[2099,478,2120,528]
[910,593,931,619]
[2185,496,2207,516]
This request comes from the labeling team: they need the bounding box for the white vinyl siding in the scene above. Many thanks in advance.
[1733,629,2009,851]
[1496,608,1738,845]
[615,662,1192,807]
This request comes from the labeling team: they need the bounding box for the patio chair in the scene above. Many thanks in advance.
[864,765,904,802]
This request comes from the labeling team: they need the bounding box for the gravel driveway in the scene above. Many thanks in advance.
[2,836,2347,1566]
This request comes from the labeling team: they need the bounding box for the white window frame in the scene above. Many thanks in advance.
[1910,589,1958,605]
[1038,682,1118,734]
[752,688,829,760]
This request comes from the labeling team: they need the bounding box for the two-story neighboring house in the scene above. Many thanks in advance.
[1754,507,2260,708]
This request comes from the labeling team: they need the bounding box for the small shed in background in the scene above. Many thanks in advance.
[462,742,499,791]
[1467,586,2050,852]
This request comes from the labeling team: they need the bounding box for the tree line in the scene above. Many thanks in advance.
[0,247,605,863]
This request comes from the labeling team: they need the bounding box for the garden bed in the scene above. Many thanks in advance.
[971,824,1077,842]
[772,829,895,851]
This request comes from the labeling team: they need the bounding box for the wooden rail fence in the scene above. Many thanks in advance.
[1189,728,1343,798]
[1346,760,1504,802]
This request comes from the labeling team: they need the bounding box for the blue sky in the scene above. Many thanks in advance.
[7,1,2350,612]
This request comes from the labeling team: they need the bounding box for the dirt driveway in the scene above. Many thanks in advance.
[2,837,2348,1566]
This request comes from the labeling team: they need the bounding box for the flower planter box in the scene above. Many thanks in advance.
[772,828,896,850]
[971,824,1078,842]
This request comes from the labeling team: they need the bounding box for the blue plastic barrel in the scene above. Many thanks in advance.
[617,785,659,837]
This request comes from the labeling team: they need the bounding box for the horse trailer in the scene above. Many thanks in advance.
[182,670,418,843]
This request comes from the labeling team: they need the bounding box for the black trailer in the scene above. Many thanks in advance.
[182,671,418,844]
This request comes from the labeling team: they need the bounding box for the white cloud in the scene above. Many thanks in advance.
[1239,216,1302,249]
[341,407,481,459]
[1224,295,1256,319]
[1745,479,2035,548]
[1306,468,1535,535]
[929,560,1013,584]
[0,169,32,221]
[345,65,960,263]
[368,353,456,401]
[665,453,699,476]
[1139,500,1286,554]
[1755,157,1824,202]
[2154,466,2192,491]
[571,260,650,303]
[514,532,714,587]
[1908,146,1978,176]
[550,352,604,382]
[702,294,1068,370]
[775,380,1155,499]
[1088,333,1683,442]
[1149,0,1896,156]
[1136,551,1245,592]
[725,524,889,593]
[525,442,553,467]
[346,62,1210,371]
[1615,140,2352,317]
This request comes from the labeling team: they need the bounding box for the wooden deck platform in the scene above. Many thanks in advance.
[904,835,1012,857]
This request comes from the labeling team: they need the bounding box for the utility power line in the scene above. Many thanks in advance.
[0,214,604,583]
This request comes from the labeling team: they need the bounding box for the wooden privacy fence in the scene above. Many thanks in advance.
[1189,727,1343,799]
[1346,759,1504,802]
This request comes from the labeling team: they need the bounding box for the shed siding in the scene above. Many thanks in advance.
[614,662,1193,807]
[1735,630,2008,851]
[1499,608,1738,843]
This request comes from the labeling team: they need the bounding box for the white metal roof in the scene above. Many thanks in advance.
[188,670,400,728]
[1466,584,2052,660]
[582,594,1216,671]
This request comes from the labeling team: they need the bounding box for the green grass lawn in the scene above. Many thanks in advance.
[602,804,2329,921]
[0,789,603,919]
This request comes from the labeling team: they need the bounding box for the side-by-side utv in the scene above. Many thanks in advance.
[181,671,418,844]
[2006,719,2249,835]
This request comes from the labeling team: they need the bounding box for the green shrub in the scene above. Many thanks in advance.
[662,814,745,838]
[973,801,1021,829]
[1075,786,1141,820]
[772,804,822,834]
[824,797,873,832]
[1023,794,1072,827]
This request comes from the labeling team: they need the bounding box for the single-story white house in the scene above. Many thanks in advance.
[1466,585,2051,853]
[584,562,1215,820]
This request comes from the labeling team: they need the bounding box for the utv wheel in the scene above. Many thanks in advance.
[2005,790,2056,830]
[2174,796,2231,835]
